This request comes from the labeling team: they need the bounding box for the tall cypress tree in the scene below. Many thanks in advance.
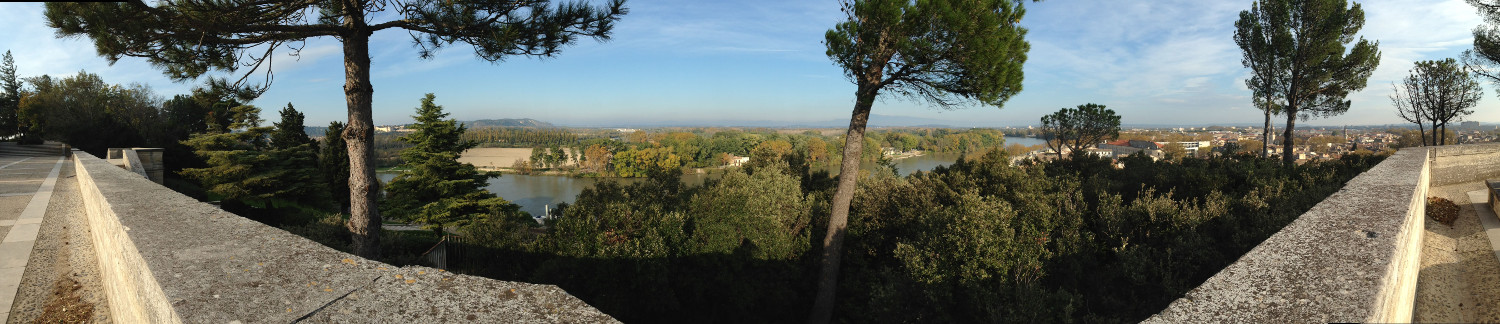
[45,0,627,258]
[0,51,18,138]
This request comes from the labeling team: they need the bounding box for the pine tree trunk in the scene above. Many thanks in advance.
[341,12,381,259]
[810,85,877,324]
[1430,120,1440,146]
[1440,124,1447,145]
[1416,120,1427,147]
[1262,103,1271,158]
[1282,108,1296,166]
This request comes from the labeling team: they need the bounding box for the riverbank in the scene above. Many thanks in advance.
[884,149,925,160]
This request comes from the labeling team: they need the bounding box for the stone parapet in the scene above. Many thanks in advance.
[1147,143,1500,323]
[1429,143,1500,187]
[71,151,616,323]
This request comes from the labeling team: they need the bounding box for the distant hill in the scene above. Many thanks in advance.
[462,118,554,128]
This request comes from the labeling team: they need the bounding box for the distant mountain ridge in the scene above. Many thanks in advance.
[462,118,554,128]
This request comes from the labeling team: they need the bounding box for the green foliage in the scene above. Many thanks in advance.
[17,71,164,156]
[0,51,19,138]
[321,121,350,212]
[381,94,519,235]
[1463,0,1500,86]
[43,1,628,84]
[427,143,1385,323]
[610,146,681,178]
[179,107,330,211]
[825,0,1030,107]
[525,162,815,322]
[1234,0,1381,165]
[463,127,579,148]
[177,101,330,211]
[686,162,813,260]
[45,0,629,258]
[271,103,314,149]
[1040,103,1121,157]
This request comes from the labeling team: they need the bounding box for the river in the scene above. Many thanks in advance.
[379,136,1040,217]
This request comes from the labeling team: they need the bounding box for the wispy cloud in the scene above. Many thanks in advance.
[602,0,839,60]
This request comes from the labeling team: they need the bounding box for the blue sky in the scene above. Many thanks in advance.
[0,0,1494,127]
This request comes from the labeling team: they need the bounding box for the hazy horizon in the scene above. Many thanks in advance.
[2,0,1497,128]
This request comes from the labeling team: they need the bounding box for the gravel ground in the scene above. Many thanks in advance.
[1415,182,1500,322]
[7,162,108,323]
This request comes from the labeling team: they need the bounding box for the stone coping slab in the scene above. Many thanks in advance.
[1145,146,1430,323]
[72,151,615,323]
[1149,143,1500,323]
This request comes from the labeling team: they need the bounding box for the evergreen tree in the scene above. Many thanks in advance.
[0,51,19,138]
[1040,103,1121,157]
[1234,0,1380,166]
[322,121,351,213]
[46,0,627,258]
[813,1,1033,321]
[382,94,519,236]
[271,103,314,149]
[181,106,330,209]
[1234,4,1287,158]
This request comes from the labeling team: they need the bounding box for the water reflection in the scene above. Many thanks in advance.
[378,137,1038,217]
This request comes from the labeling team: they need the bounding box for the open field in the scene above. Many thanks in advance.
[459,147,575,170]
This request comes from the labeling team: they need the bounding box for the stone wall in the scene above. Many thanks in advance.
[71,151,616,323]
[1429,143,1500,187]
[1146,143,1500,323]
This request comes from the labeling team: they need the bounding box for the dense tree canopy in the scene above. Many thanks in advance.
[1040,103,1121,157]
[45,0,628,258]
[271,103,314,149]
[17,71,164,156]
[180,104,330,211]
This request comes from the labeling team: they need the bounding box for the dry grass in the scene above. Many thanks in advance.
[35,276,93,323]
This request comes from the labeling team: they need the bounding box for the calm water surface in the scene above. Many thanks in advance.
[381,136,1037,216]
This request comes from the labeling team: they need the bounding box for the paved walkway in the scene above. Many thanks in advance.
[0,154,64,323]
[1415,182,1500,322]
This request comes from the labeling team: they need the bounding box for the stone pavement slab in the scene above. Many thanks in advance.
[1468,190,1500,263]
[0,157,64,323]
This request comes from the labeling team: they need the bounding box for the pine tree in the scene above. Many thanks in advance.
[812,1,1033,321]
[181,106,330,209]
[322,121,351,213]
[0,51,19,138]
[271,103,314,149]
[381,94,519,236]
[1234,0,1380,166]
